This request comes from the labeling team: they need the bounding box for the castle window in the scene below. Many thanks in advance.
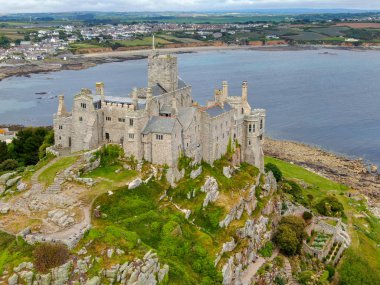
[118,118,125,123]
[79,116,83,122]
[156,134,163,140]
[248,124,252,133]
[129,119,134,126]
[106,116,111,121]
[241,108,244,114]
[260,119,263,129]
[249,140,251,145]
[81,103,87,109]
[252,124,256,132]
[59,125,63,130]
[59,136,61,140]
[129,133,135,139]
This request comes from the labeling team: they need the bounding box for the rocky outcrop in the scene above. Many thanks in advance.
[223,166,233,178]
[6,176,21,187]
[128,178,142,189]
[47,209,75,228]
[0,172,16,184]
[219,185,257,228]
[201,176,219,208]
[190,166,202,179]
[261,171,277,196]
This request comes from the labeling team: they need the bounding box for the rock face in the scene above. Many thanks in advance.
[0,203,10,214]
[51,260,72,285]
[223,166,233,178]
[219,185,257,228]
[201,176,219,208]
[190,166,202,179]
[0,172,16,184]
[128,178,142,189]
[47,209,75,228]
[6,176,22,187]
[261,171,277,196]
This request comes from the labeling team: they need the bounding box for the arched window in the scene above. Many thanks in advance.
[248,124,252,133]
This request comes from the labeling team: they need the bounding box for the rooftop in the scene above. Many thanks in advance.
[142,116,178,135]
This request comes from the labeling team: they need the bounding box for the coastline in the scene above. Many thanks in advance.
[1,44,379,81]
[264,137,380,204]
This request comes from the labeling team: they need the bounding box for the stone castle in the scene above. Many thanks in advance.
[53,49,266,177]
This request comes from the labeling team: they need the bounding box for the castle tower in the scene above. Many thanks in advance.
[57,95,68,116]
[241,81,251,115]
[148,53,178,92]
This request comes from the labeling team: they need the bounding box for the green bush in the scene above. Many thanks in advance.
[0,141,9,163]
[265,162,282,181]
[96,144,124,166]
[302,211,313,222]
[316,196,344,217]
[0,159,19,171]
[298,270,314,285]
[273,216,306,256]
[258,241,274,257]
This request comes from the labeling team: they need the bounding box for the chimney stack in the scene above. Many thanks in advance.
[222,81,228,101]
[132,87,138,110]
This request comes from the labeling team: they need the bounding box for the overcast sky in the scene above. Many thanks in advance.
[0,0,378,14]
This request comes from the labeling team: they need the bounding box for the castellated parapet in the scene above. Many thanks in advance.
[53,50,266,177]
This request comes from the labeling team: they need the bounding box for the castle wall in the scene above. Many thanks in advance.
[124,110,149,161]
[71,94,102,153]
[102,102,132,145]
[201,110,234,163]
[182,111,202,163]
[53,115,72,149]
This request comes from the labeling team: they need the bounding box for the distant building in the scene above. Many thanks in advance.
[53,49,266,181]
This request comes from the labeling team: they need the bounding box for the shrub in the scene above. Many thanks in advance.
[96,144,124,166]
[274,275,286,285]
[273,216,307,256]
[298,270,314,285]
[0,141,9,163]
[326,264,335,281]
[33,243,69,273]
[0,159,19,171]
[302,211,313,222]
[258,241,274,257]
[316,196,344,217]
[265,163,282,181]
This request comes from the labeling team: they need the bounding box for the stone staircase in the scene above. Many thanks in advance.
[284,258,299,285]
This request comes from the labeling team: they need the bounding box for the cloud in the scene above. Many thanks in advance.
[0,0,378,13]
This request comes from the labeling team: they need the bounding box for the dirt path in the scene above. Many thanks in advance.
[241,248,279,284]
[284,257,299,285]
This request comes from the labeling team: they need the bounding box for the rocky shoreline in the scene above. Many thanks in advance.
[264,137,380,204]
[0,55,146,81]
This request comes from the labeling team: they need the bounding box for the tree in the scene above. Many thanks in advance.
[0,35,11,48]
[302,211,313,222]
[0,141,9,163]
[316,196,344,217]
[265,163,282,181]
[0,159,19,171]
[33,243,69,273]
[274,224,299,255]
[273,215,307,256]
[11,127,51,166]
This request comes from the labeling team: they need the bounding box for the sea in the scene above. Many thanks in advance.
[0,48,379,165]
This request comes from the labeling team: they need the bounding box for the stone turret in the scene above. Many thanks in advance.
[96,82,105,102]
[57,95,68,116]
[242,81,248,102]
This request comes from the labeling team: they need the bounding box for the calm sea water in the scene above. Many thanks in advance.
[0,49,379,165]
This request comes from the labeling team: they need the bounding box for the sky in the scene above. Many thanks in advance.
[0,0,379,14]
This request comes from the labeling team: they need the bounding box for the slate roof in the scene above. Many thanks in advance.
[204,103,233,118]
[142,116,178,135]
[178,78,187,89]
[177,107,196,130]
